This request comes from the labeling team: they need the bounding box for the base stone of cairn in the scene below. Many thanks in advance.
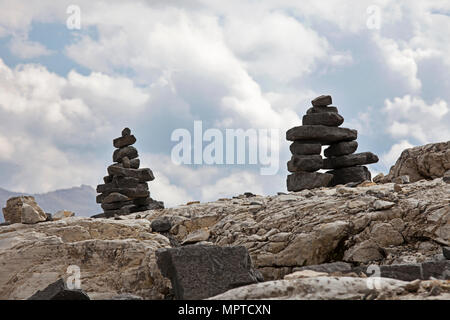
[286,95,379,192]
[96,128,164,218]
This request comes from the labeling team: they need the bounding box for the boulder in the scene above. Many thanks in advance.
[286,125,357,144]
[21,204,47,224]
[151,218,172,232]
[306,106,338,114]
[324,141,358,157]
[287,172,333,192]
[289,142,322,155]
[302,112,344,127]
[323,152,379,169]
[2,196,45,224]
[327,166,371,186]
[384,141,450,182]
[156,245,263,300]
[52,210,75,221]
[113,135,136,149]
[287,154,323,172]
[311,95,332,106]
[28,279,90,300]
[113,146,138,163]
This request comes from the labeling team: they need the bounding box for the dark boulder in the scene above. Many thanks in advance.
[287,154,323,172]
[287,171,333,192]
[27,279,90,300]
[289,142,322,155]
[156,245,263,300]
[327,166,371,186]
[286,125,357,144]
[323,152,378,169]
[324,141,358,157]
[302,112,344,127]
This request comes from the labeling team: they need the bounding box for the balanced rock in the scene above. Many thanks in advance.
[289,142,322,155]
[113,135,137,149]
[287,172,333,192]
[156,245,263,300]
[327,166,371,186]
[302,112,344,127]
[306,106,338,114]
[95,128,163,218]
[113,146,138,163]
[323,152,379,169]
[286,125,357,144]
[107,166,155,182]
[312,95,332,107]
[324,141,358,157]
[287,155,323,172]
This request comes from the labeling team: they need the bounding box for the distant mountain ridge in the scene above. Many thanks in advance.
[0,185,101,222]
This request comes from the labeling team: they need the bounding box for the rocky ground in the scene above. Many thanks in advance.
[0,176,449,299]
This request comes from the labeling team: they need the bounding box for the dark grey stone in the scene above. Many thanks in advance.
[112,176,139,189]
[323,152,379,169]
[286,125,357,144]
[101,200,133,210]
[107,166,155,182]
[113,146,138,163]
[151,218,172,232]
[156,245,263,300]
[122,156,131,168]
[311,95,332,107]
[289,142,322,155]
[27,279,90,300]
[287,154,323,172]
[103,175,113,184]
[443,247,450,260]
[306,106,338,114]
[113,135,136,149]
[287,171,333,192]
[45,213,53,221]
[102,192,130,204]
[324,141,358,157]
[148,199,165,210]
[122,127,131,137]
[327,166,371,186]
[422,261,450,280]
[302,112,344,127]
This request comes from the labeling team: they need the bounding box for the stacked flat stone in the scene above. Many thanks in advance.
[96,128,164,217]
[286,95,379,191]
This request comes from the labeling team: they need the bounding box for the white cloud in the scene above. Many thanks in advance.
[381,140,414,169]
[383,95,449,144]
[0,58,151,192]
[8,36,53,59]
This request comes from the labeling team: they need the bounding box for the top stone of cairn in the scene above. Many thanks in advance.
[311,95,332,107]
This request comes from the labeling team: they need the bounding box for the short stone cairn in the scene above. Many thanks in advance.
[96,128,164,217]
[286,95,379,191]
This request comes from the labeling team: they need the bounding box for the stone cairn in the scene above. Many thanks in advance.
[286,95,379,191]
[96,128,164,217]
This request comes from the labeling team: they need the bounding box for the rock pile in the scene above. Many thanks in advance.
[2,196,48,224]
[96,128,164,217]
[286,95,379,191]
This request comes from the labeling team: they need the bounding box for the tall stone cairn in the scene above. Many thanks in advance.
[286,95,379,191]
[96,128,164,217]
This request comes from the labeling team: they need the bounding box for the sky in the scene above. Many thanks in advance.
[0,0,449,207]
